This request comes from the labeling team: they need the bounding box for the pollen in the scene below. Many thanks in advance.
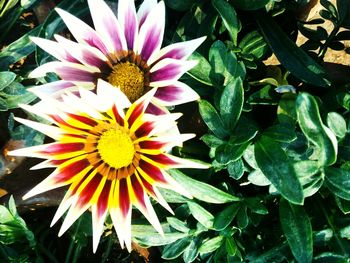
[97,128,135,169]
[107,61,145,102]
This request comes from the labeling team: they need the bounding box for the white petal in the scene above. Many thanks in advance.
[88,0,127,52]
[137,0,157,27]
[137,1,165,62]
[13,117,62,139]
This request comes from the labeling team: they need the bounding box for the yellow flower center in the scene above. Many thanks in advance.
[107,61,145,102]
[97,128,135,169]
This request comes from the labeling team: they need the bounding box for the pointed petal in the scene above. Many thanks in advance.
[54,34,110,71]
[28,80,76,99]
[153,81,200,106]
[94,79,131,112]
[91,180,111,253]
[55,8,109,55]
[88,0,127,52]
[138,1,165,62]
[137,0,157,27]
[125,88,157,128]
[30,37,78,63]
[150,59,198,87]
[58,173,104,236]
[118,0,138,51]
[13,117,62,139]
[29,61,98,82]
[110,179,132,251]
[149,36,206,65]
[128,174,163,235]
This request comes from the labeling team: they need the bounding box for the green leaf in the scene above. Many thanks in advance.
[1,82,36,109]
[220,78,244,131]
[327,112,347,139]
[279,199,313,263]
[248,169,271,186]
[213,203,240,231]
[215,140,250,164]
[183,238,200,263]
[209,40,227,85]
[313,252,349,263]
[324,167,350,201]
[237,205,249,228]
[230,0,270,10]
[335,196,350,214]
[262,124,297,143]
[132,225,188,247]
[296,93,337,166]
[245,198,268,215]
[199,100,229,139]
[188,52,213,86]
[162,237,192,260]
[0,71,16,91]
[0,96,8,111]
[255,136,304,204]
[187,201,214,229]
[227,158,244,180]
[212,0,239,45]
[225,237,237,256]
[198,236,224,254]
[0,26,41,70]
[239,31,269,60]
[201,134,225,148]
[167,217,190,233]
[256,13,330,87]
[170,170,240,203]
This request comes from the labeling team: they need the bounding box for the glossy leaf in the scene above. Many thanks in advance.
[255,136,304,204]
[296,93,337,166]
[327,112,347,139]
[213,203,240,231]
[188,52,213,86]
[0,71,16,91]
[220,78,244,131]
[198,236,224,254]
[199,100,229,139]
[170,170,240,203]
[212,0,239,45]
[256,14,331,87]
[162,237,192,260]
[324,167,350,200]
[187,201,214,229]
[279,199,313,263]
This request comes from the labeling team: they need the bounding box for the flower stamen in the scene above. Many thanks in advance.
[107,61,145,102]
[97,128,135,169]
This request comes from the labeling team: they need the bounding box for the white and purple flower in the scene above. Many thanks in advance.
[29,0,206,106]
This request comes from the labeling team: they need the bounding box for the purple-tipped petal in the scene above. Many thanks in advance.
[150,59,198,87]
[56,8,109,56]
[48,62,99,82]
[145,102,169,115]
[154,81,199,106]
[118,0,138,51]
[88,0,127,52]
[138,1,165,62]
[149,36,207,65]
[28,80,76,98]
[30,37,79,63]
[54,35,110,71]
[137,0,157,27]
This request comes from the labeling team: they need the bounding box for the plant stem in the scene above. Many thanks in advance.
[65,218,82,263]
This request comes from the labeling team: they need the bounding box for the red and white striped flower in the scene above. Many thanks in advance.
[9,80,207,252]
[29,0,205,106]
